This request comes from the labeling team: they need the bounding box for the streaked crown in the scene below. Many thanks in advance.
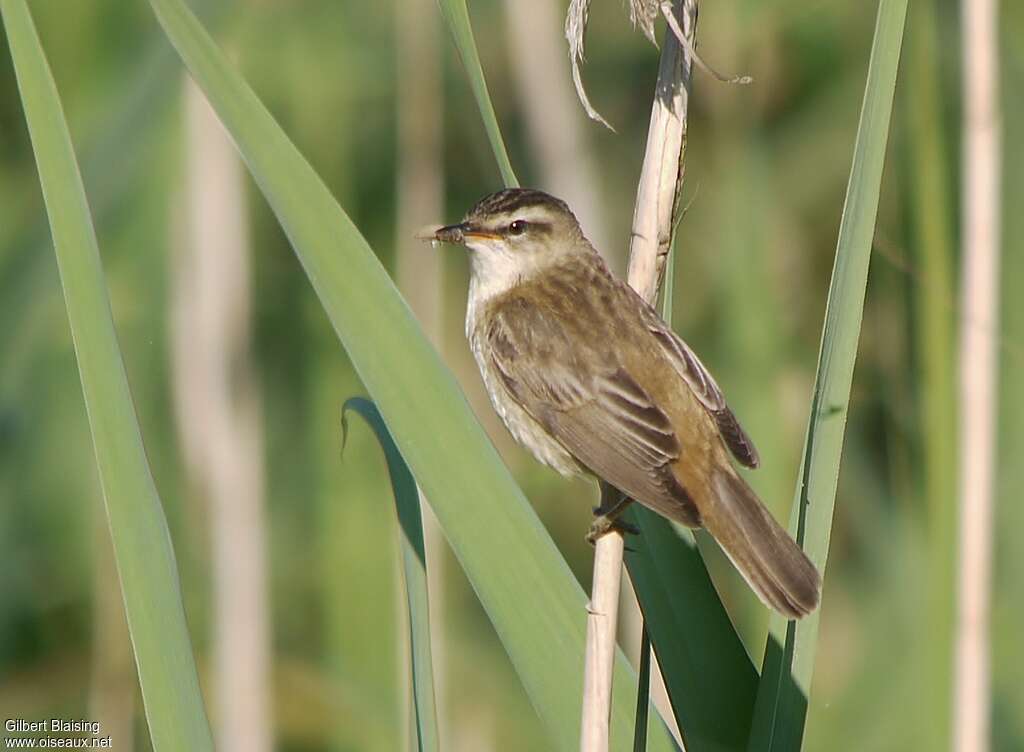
[468,188,572,219]
[464,188,582,240]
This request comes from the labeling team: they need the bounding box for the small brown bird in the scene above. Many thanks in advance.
[431,188,820,619]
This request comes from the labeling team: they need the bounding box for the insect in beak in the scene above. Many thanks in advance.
[433,222,469,244]
[417,222,501,247]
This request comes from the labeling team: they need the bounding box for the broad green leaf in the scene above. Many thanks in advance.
[343,398,440,752]
[0,0,232,361]
[633,624,652,752]
[436,0,519,187]
[748,0,909,748]
[1,3,213,750]
[146,1,675,749]
[624,509,758,749]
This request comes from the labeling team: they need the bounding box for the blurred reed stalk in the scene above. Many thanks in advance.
[581,1,695,748]
[172,78,272,752]
[394,0,454,745]
[89,508,135,752]
[502,0,608,256]
[396,0,444,344]
[955,0,1002,748]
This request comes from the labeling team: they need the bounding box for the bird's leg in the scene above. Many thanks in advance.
[592,482,629,517]
[588,483,640,544]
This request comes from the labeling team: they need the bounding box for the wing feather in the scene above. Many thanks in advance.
[644,315,761,468]
[485,302,700,526]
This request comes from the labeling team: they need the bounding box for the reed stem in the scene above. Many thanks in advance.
[955,0,1002,747]
[580,1,695,748]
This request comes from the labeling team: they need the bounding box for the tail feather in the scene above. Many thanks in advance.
[702,467,821,619]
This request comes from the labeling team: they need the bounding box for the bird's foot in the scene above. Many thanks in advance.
[586,514,640,545]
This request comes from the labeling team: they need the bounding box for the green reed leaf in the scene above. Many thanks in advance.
[436,0,519,187]
[1,3,213,750]
[747,0,909,748]
[343,398,440,752]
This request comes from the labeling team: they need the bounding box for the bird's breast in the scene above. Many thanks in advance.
[467,325,583,477]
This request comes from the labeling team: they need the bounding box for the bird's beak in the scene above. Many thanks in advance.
[461,224,501,240]
[423,222,502,245]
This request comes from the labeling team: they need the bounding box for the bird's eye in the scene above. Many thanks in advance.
[508,220,527,236]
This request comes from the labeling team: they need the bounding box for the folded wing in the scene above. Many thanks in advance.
[642,309,761,469]
[485,300,701,526]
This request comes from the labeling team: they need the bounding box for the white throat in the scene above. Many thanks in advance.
[465,245,534,337]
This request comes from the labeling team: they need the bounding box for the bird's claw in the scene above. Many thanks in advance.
[586,514,640,546]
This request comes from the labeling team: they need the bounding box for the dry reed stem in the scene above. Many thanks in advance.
[565,0,615,130]
[581,531,627,750]
[580,1,695,749]
[627,0,695,304]
[955,0,1001,748]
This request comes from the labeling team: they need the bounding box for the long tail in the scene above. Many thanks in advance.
[701,466,821,619]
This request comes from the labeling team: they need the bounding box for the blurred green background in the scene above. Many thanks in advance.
[1,0,1021,749]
